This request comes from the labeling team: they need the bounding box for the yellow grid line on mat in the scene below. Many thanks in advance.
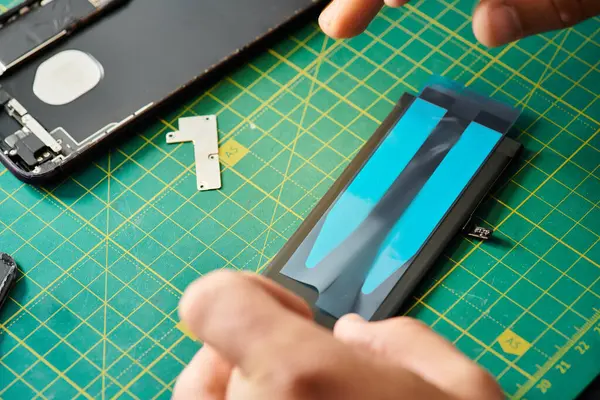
[423,31,600,365]
[466,183,600,361]
[1,26,346,398]
[513,310,600,398]
[403,5,600,126]
[257,36,331,268]
[493,210,600,378]
[418,0,600,106]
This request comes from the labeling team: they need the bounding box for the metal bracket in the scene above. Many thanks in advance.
[167,116,221,191]
[5,98,62,153]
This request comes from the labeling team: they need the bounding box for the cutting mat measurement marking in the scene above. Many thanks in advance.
[1,0,599,399]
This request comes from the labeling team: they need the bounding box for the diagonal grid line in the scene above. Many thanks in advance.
[257,36,329,268]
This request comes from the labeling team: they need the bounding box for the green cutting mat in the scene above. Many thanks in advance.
[1,1,599,399]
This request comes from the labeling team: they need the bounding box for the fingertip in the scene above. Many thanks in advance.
[242,272,314,319]
[318,13,360,39]
[384,0,409,7]
[319,0,384,39]
[178,276,201,325]
[472,1,522,47]
[333,314,367,337]
[178,270,237,328]
[318,0,345,38]
[472,4,493,47]
[337,313,366,326]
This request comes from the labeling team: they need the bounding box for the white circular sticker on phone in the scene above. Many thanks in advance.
[33,50,104,106]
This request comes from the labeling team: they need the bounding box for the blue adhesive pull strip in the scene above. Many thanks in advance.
[305,99,447,269]
[360,122,502,294]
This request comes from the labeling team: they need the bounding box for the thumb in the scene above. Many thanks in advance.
[473,0,600,47]
[334,315,503,400]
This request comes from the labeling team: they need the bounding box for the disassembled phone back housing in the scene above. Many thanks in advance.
[0,0,324,183]
[264,84,522,328]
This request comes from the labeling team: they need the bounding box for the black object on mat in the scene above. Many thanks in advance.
[0,0,325,183]
[0,253,18,311]
[264,91,522,328]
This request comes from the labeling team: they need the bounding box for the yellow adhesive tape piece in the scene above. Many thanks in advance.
[220,139,250,167]
[498,329,532,356]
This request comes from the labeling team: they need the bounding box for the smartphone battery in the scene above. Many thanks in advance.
[263,84,522,328]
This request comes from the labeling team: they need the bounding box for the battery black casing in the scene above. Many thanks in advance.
[264,93,522,329]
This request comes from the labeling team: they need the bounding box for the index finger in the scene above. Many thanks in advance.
[319,0,384,38]
[178,271,328,376]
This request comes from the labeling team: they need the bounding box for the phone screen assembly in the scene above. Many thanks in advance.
[0,0,324,183]
[264,85,522,329]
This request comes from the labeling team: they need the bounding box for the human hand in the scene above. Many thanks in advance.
[318,0,600,47]
[173,271,503,400]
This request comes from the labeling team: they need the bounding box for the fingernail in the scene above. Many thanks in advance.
[319,0,340,28]
[488,3,522,45]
